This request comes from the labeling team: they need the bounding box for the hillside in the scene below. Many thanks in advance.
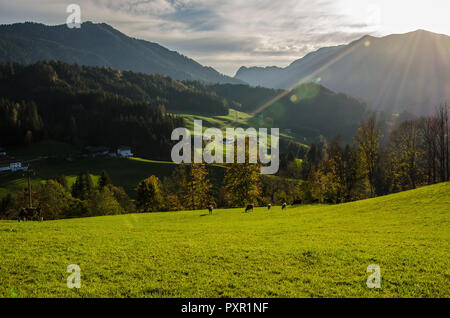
[235,30,450,116]
[0,141,224,200]
[0,61,377,151]
[255,83,372,142]
[0,22,243,85]
[184,82,374,143]
[0,182,448,297]
[0,61,230,116]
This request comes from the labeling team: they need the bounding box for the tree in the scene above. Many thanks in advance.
[324,137,347,202]
[52,175,69,191]
[388,120,423,189]
[162,165,188,211]
[88,187,123,216]
[224,162,261,207]
[98,170,112,190]
[294,180,316,204]
[436,104,449,182]
[184,164,213,210]
[71,171,94,200]
[164,164,213,211]
[342,145,360,201]
[36,180,72,220]
[354,115,382,197]
[136,175,164,212]
[287,159,302,179]
[419,115,439,184]
[107,184,135,213]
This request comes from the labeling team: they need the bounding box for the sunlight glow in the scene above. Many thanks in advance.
[337,0,450,36]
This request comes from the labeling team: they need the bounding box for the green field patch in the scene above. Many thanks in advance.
[0,182,448,297]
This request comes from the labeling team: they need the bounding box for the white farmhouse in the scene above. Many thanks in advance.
[117,147,133,157]
[0,161,27,172]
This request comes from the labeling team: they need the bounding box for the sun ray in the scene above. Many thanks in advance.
[250,38,366,117]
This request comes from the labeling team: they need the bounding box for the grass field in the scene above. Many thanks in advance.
[0,182,448,298]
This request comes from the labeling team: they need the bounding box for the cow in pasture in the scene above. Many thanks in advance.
[245,204,254,213]
[292,199,302,205]
[207,205,214,215]
[282,203,287,210]
[267,204,272,210]
[18,206,42,222]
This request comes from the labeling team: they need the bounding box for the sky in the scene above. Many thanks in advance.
[0,0,449,76]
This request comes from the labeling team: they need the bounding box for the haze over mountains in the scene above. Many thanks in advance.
[0,22,243,85]
[235,30,450,115]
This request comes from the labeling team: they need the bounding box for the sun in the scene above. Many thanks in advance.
[337,0,450,36]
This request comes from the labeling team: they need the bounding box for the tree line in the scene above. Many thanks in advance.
[1,102,448,219]
[0,171,134,220]
[134,104,450,211]
[294,104,450,203]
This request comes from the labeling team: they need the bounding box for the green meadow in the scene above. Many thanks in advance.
[0,182,448,298]
[177,108,302,141]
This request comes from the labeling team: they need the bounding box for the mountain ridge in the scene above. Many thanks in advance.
[0,21,244,85]
[235,29,450,115]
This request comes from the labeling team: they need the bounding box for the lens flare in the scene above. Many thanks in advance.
[123,213,140,229]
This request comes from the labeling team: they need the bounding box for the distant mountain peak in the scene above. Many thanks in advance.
[235,29,450,116]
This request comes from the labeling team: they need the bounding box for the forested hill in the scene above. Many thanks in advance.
[0,61,219,160]
[187,82,284,113]
[0,61,229,115]
[0,22,243,85]
[261,83,372,142]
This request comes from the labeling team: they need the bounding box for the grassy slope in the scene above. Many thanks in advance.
[177,108,301,141]
[0,182,448,298]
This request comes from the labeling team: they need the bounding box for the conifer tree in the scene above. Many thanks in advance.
[98,170,112,190]
[72,171,94,200]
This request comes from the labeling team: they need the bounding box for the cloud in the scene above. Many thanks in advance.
[0,0,393,75]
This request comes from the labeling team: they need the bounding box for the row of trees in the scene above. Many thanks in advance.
[0,171,134,220]
[135,162,262,212]
[298,105,450,203]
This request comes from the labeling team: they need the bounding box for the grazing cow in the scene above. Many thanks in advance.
[245,204,254,213]
[282,203,287,210]
[292,199,302,205]
[267,204,272,210]
[18,206,41,222]
[207,205,214,215]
